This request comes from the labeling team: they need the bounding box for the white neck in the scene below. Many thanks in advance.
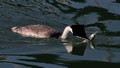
[61,26,73,39]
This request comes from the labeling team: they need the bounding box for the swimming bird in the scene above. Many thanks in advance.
[11,25,97,41]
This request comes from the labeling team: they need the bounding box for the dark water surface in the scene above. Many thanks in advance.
[0,0,120,68]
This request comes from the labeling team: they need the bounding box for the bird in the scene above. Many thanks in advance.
[11,24,97,41]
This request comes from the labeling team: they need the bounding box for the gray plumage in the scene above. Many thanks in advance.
[11,25,61,38]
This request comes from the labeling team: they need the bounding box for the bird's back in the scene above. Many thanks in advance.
[11,25,61,38]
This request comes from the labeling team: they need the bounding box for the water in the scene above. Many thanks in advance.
[0,0,120,68]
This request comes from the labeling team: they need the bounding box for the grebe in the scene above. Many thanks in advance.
[11,25,97,40]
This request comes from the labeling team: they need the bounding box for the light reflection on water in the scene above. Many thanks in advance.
[0,0,120,68]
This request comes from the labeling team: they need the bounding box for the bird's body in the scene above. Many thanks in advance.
[11,24,97,41]
[12,25,61,38]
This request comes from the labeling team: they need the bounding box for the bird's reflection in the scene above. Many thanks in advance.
[62,40,96,56]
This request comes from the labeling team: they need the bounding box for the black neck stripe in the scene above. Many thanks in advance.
[70,25,89,39]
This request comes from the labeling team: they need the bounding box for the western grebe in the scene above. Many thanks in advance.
[11,25,97,40]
